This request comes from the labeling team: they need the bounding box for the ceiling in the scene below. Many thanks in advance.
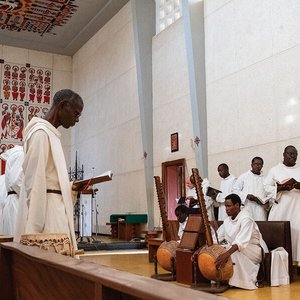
[0,0,129,56]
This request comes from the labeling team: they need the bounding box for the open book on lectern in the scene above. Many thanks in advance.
[75,170,113,187]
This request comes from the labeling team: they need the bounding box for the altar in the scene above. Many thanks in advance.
[107,214,148,241]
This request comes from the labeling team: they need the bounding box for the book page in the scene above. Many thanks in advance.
[75,170,113,187]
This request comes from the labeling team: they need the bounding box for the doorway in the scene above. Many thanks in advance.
[162,159,186,220]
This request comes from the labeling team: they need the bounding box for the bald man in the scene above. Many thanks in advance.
[15,89,84,249]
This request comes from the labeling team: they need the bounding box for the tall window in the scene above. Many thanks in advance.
[156,0,182,33]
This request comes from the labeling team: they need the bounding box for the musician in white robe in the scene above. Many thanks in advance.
[0,174,7,234]
[187,175,215,220]
[233,157,270,221]
[1,145,24,235]
[213,164,236,221]
[215,193,268,290]
[15,89,85,250]
[264,145,300,265]
[175,205,188,241]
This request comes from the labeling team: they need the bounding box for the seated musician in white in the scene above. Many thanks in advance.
[175,205,188,242]
[214,193,268,290]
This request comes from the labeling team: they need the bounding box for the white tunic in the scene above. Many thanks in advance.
[264,162,300,264]
[233,170,270,221]
[216,210,268,290]
[2,145,24,235]
[177,218,187,241]
[0,175,7,234]
[15,117,77,249]
[187,178,215,221]
[202,178,215,221]
[216,175,237,221]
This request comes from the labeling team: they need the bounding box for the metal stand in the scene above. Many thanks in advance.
[151,256,176,281]
[93,194,101,242]
[69,151,84,239]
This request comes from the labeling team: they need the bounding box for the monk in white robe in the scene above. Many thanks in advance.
[15,89,85,250]
[1,145,24,235]
[213,164,236,221]
[175,205,188,241]
[215,193,268,290]
[0,174,7,234]
[233,157,270,221]
[264,145,300,265]
[187,175,215,220]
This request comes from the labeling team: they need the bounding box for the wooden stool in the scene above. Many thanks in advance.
[148,238,163,262]
[106,222,118,238]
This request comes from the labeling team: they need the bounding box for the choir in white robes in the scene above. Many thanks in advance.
[216,209,268,290]
[264,162,300,264]
[216,175,237,220]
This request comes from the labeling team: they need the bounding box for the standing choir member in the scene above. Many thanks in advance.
[264,145,300,265]
[14,89,85,250]
[233,157,270,221]
[213,164,236,221]
[0,145,24,235]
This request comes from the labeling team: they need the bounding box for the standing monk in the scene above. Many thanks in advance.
[14,89,84,250]
[264,145,300,265]
[213,163,236,221]
[233,157,270,221]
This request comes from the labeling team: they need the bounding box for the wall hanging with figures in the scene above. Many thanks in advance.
[0,61,53,155]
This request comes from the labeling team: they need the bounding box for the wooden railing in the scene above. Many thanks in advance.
[0,242,227,300]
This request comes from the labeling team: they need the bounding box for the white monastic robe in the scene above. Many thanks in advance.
[216,175,237,221]
[233,170,270,221]
[2,145,24,235]
[216,210,268,290]
[188,178,215,221]
[14,117,77,249]
[264,162,300,264]
[202,178,215,221]
[0,175,7,234]
[186,186,197,200]
[177,217,188,241]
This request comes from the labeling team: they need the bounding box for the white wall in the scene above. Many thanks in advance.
[72,3,147,234]
[152,19,195,227]
[204,0,300,186]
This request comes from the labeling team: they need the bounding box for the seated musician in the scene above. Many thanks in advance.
[214,193,268,290]
[175,205,188,242]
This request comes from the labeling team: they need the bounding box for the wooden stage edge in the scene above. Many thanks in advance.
[0,242,228,300]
